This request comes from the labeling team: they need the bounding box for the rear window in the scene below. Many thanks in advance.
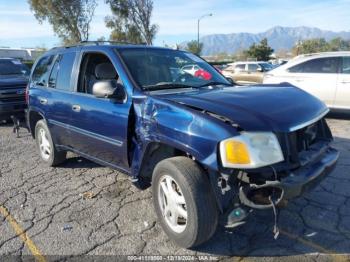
[288,57,339,74]
[32,56,54,85]
[0,59,30,76]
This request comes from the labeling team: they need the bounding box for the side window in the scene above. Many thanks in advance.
[342,57,350,74]
[248,64,259,72]
[32,55,54,86]
[48,56,61,88]
[56,52,76,91]
[77,52,119,94]
[289,57,339,73]
[235,64,245,72]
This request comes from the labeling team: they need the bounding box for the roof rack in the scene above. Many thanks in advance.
[51,40,147,50]
[80,40,145,46]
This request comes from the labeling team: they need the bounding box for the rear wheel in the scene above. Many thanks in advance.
[152,156,218,248]
[35,120,66,166]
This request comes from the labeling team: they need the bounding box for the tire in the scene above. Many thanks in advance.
[35,120,66,166]
[152,156,218,248]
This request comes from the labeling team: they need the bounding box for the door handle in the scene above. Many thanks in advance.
[295,79,304,82]
[39,98,48,105]
[340,80,350,84]
[72,105,81,112]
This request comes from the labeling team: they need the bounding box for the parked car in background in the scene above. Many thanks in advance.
[263,52,350,112]
[27,43,338,248]
[213,64,228,73]
[181,64,200,75]
[0,58,30,122]
[194,68,212,80]
[222,61,273,85]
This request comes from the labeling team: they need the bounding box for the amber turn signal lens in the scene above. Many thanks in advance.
[225,140,251,164]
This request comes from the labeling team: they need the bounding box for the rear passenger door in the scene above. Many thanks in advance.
[334,56,350,109]
[233,63,247,84]
[45,51,78,146]
[30,53,76,146]
[246,64,263,84]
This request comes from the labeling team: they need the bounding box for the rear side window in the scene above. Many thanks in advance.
[56,52,76,91]
[247,64,259,72]
[48,57,60,88]
[342,57,350,74]
[288,57,339,74]
[32,55,54,85]
[235,64,245,71]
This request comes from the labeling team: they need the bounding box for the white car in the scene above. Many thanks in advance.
[263,52,350,111]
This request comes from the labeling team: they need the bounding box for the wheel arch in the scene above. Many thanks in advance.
[28,110,46,138]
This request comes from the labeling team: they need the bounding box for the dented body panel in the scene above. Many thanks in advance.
[130,89,237,175]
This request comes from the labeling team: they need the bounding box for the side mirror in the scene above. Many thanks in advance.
[92,81,126,102]
[256,67,263,72]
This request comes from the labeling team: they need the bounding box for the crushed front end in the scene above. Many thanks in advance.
[216,117,339,229]
[237,117,338,209]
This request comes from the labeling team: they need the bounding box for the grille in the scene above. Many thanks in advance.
[278,118,331,165]
[0,84,26,89]
[0,95,25,103]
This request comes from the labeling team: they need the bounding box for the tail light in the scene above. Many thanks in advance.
[25,84,29,104]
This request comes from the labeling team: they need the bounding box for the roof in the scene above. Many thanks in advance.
[228,61,270,65]
[293,51,350,61]
[49,41,172,52]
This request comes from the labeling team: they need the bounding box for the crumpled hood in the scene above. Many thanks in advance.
[0,75,28,88]
[156,85,328,132]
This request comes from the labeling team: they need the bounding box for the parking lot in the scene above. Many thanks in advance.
[0,117,349,261]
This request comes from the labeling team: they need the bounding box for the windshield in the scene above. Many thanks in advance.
[117,48,231,90]
[0,59,30,76]
[259,62,273,71]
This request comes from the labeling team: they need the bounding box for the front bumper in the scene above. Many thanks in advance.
[238,146,339,209]
[281,147,338,199]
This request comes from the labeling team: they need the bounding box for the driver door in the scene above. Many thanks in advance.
[67,50,131,170]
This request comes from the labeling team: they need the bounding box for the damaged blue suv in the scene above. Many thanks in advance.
[27,42,339,248]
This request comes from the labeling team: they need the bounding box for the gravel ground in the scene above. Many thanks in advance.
[0,118,349,261]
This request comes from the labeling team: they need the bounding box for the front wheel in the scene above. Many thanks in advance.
[35,120,66,166]
[152,157,218,248]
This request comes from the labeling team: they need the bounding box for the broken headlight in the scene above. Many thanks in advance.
[220,132,284,169]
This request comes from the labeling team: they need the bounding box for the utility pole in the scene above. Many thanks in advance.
[197,13,212,54]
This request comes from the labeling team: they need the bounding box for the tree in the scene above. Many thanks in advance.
[186,40,203,55]
[244,38,274,61]
[105,0,158,45]
[328,37,350,51]
[292,37,350,55]
[28,0,97,45]
[293,38,329,55]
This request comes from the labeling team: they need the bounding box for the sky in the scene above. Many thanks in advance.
[0,0,349,48]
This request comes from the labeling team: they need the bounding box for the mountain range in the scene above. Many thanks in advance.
[195,26,350,56]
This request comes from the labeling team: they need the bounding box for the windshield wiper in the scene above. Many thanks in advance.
[199,81,232,87]
[143,83,194,91]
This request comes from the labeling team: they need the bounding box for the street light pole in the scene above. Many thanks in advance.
[197,13,212,53]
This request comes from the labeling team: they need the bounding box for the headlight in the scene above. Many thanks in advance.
[220,132,284,169]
